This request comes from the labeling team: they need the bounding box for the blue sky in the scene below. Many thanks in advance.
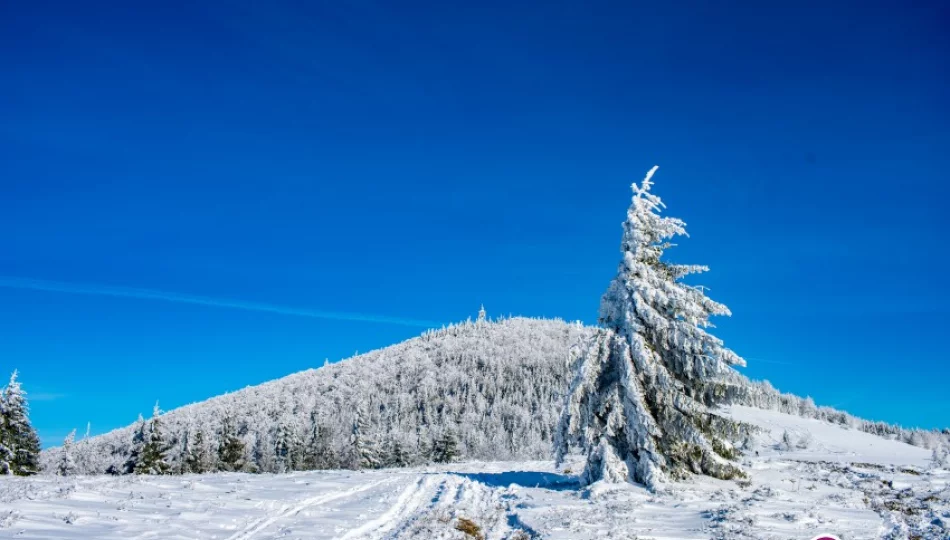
[1,1,948,446]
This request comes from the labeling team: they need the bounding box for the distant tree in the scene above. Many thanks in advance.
[135,403,170,475]
[302,411,335,470]
[779,430,795,451]
[351,406,380,470]
[123,414,146,474]
[385,437,412,468]
[556,167,748,489]
[432,430,459,464]
[0,371,42,475]
[217,416,246,472]
[932,447,949,469]
[58,429,77,476]
[273,422,301,473]
[248,435,267,473]
[182,430,211,474]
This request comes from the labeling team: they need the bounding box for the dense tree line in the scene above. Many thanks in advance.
[34,316,950,477]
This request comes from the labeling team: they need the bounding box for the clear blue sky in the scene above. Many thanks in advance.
[1,1,947,446]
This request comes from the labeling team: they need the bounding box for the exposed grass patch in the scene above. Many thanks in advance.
[455,517,484,539]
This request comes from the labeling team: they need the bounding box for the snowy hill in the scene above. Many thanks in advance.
[10,406,949,539]
[45,318,595,475]
[42,317,948,478]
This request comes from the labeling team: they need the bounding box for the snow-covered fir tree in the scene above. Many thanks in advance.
[385,437,412,468]
[302,412,336,470]
[123,414,146,474]
[135,403,170,475]
[432,430,460,464]
[556,167,750,489]
[181,430,212,474]
[351,405,381,469]
[0,370,42,476]
[273,421,301,473]
[58,429,77,476]
[217,416,246,472]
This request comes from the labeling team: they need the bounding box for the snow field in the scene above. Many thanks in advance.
[3,407,948,539]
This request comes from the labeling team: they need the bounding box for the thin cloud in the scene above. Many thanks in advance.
[0,276,441,328]
[28,392,67,402]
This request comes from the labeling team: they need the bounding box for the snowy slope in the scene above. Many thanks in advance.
[729,405,932,468]
[10,408,949,539]
[45,318,595,474]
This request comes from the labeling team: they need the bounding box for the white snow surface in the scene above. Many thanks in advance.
[3,407,948,539]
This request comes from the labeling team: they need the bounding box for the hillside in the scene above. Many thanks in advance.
[43,317,948,476]
[45,317,592,474]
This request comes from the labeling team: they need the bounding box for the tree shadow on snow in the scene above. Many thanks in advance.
[452,470,579,491]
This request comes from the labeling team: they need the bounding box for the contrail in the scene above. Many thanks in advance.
[0,276,441,328]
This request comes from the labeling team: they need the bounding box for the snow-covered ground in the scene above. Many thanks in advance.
[2,407,947,539]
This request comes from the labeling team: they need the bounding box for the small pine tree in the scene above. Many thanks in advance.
[273,422,300,473]
[556,167,749,489]
[58,429,77,476]
[123,414,146,474]
[183,430,210,474]
[302,412,335,470]
[385,437,412,468]
[351,407,380,470]
[0,371,42,476]
[432,430,459,464]
[779,430,795,451]
[932,447,949,469]
[416,427,432,465]
[217,416,246,472]
[135,403,170,475]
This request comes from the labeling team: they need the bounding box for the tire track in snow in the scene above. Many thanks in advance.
[335,475,437,540]
[224,477,395,540]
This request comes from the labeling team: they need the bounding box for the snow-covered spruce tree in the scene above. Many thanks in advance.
[302,414,335,470]
[556,166,749,489]
[135,403,170,475]
[0,371,42,476]
[432,430,460,464]
[123,414,146,474]
[182,430,211,474]
[58,430,77,476]
[273,422,301,473]
[217,416,246,472]
[385,437,412,468]
[351,406,381,470]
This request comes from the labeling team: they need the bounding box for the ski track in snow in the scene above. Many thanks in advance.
[2,407,948,539]
[336,475,435,540]
[226,477,396,540]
